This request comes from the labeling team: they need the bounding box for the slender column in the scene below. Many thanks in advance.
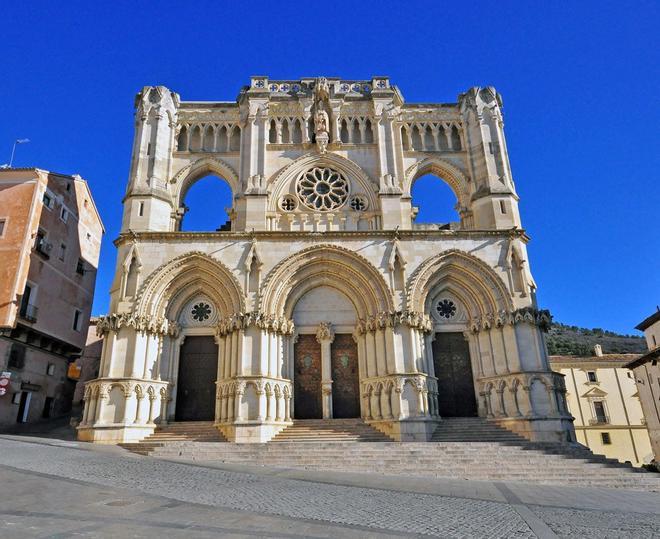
[380,387,393,419]
[365,331,377,378]
[257,387,266,421]
[371,389,382,420]
[158,391,168,424]
[227,392,235,422]
[121,391,133,424]
[374,328,386,376]
[316,323,335,419]
[234,386,244,421]
[284,394,291,421]
[134,394,144,424]
[94,392,107,425]
[275,392,282,421]
[86,396,97,426]
[362,389,372,420]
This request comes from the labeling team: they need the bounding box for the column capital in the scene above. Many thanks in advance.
[316,322,335,344]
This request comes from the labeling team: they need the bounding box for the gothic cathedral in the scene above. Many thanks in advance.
[78,77,574,444]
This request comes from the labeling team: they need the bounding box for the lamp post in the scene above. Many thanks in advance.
[8,138,30,168]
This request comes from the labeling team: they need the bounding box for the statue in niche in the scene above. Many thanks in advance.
[313,77,331,153]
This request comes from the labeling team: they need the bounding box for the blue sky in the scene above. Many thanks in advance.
[1,1,658,334]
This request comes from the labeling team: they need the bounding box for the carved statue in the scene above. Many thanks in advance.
[313,77,331,153]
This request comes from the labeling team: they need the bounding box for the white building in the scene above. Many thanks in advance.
[78,77,574,444]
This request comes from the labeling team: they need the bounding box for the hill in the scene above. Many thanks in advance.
[546,323,646,356]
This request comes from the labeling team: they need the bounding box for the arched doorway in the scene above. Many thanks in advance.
[429,293,478,417]
[173,296,221,422]
[291,286,360,419]
[175,335,218,421]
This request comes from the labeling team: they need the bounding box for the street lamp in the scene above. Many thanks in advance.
[3,138,30,168]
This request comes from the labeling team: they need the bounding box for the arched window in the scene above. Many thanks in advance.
[281,119,290,144]
[364,119,374,143]
[411,125,423,151]
[179,175,233,232]
[216,126,229,152]
[190,125,202,152]
[292,119,303,143]
[229,126,241,151]
[203,125,215,152]
[340,120,349,143]
[177,125,188,151]
[411,174,459,227]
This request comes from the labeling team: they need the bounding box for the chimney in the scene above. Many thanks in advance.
[594,344,603,357]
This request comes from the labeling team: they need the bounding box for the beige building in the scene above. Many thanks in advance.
[79,77,574,445]
[550,348,653,466]
[0,169,104,426]
[627,309,660,461]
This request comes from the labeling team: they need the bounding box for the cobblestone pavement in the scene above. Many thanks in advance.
[1,436,659,538]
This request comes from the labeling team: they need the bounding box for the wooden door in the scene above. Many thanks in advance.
[293,335,322,419]
[331,334,360,418]
[175,336,218,421]
[432,332,478,417]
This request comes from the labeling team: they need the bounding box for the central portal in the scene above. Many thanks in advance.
[291,286,360,420]
[176,335,218,421]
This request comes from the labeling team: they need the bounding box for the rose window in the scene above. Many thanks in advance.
[436,299,457,319]
[191,302,212,322]
[296,167,349,211]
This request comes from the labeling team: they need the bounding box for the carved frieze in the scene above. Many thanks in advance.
[96,313,180,337]
[215,312,295,337]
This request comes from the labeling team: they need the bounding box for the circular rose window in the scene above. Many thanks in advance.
[296,167,349,211]
[436,299,457,319]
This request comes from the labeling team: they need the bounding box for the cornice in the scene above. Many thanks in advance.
[114,228,529,247]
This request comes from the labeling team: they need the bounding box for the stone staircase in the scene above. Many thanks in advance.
[431,417,528,442]
[118,419,660,490]
[271,419,392,442]
[119,421,226,455]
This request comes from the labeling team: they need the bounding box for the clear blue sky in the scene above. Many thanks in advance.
[1,1,658,334]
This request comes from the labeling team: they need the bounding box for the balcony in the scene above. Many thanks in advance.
[588,416,610,426]
[19,303,38,322]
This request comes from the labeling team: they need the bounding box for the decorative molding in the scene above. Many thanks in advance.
[215,312,295,337]
[355,311,432,335]
[96,313,180,337]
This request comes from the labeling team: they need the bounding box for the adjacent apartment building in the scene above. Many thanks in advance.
[0,168,103,426]
[550,347,653,466]
[626,309,660,461]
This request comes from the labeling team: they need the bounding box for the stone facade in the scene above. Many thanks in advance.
[0,169,104,426]
[78,77,574,444]
[626,310,660,460]
[550,351,653,466]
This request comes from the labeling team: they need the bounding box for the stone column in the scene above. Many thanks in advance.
[316,322,335,419]
[134,392,145,424]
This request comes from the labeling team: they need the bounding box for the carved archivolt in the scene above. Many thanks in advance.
[259,244,394,319]
[403,156,471,208]
[468,307,552,333]
[133,251,245,319]
[406,249,513,316]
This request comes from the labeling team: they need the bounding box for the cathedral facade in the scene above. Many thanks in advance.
[78,77,574,444]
